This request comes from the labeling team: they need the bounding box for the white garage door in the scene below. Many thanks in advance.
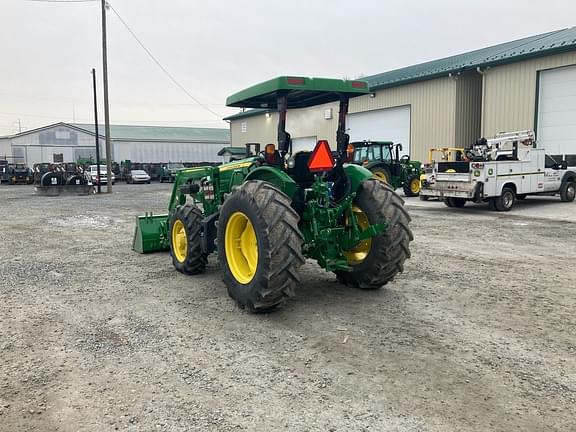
[537,65,576,158]
[347,106,411,156]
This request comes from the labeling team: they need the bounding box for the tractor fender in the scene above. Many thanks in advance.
[245,166,298,199]
[344,164,374,193]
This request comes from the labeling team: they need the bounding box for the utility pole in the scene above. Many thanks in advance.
[18,119,22,133]
[92,68,102,194]
[101,0,113,193]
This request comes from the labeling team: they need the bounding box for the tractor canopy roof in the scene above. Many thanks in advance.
[226,76,369,109]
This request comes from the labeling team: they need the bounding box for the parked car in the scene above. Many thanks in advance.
[126,169,151,184]
[87,165,115,185]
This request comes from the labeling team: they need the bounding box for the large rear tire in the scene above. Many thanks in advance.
[403,175,421,197]
[169,205,207,275]
[335,179,413,289]
[217,181,305,312]
[371,166,392,184]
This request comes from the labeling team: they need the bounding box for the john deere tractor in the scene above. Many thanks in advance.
[133,76,413,312]
[351,141,422,197]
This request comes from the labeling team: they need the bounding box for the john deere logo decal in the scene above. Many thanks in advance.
[488,168,494,175]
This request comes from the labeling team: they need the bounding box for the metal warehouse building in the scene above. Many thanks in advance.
[225,27,576,163]
[0,123,230,166]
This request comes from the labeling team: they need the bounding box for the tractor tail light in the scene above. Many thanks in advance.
[264,144,276,164]
[307,140,335,173]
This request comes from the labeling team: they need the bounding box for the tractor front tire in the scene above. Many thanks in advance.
[336,179,413,289]
[217,180,305,312]
[403,175,421,197]
[371,166,392,184]
[169,205,207,275]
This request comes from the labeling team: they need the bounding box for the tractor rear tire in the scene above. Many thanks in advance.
[217,180,305,312]
[371,166,392,184]
[335,179,413,289]
[560,181,576,202]
[169,204,207,275]
[403,175,421,197]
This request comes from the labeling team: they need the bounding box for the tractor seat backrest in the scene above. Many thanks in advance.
[287,151,315,185]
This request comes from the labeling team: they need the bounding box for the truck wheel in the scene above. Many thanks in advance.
[217,180,305,312]
[446,197,466,208]
[443,198,453,207]
[403,175,421,197]
[371,166,392,184]
[494,187,515,211]
[169,204,207,275]
[560,181,575,202]
[335,179,413,289]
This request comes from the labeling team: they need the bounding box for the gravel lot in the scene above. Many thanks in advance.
[1,183,575,432]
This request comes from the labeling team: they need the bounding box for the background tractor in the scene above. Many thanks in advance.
[351,141,422,197]
[134,76,413,312]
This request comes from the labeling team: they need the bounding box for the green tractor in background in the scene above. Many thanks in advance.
[351,141,423,197]
[134,76,413,312]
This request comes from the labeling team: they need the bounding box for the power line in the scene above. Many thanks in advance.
[107,3,223,119]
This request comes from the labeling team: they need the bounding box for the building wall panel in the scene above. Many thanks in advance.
[482,52,576,137]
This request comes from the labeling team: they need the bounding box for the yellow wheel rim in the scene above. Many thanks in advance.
[172,219,188,263]
[343,206,372,265]
[225,212,258,284]
[373,170,388,183]
[410,178,421,194]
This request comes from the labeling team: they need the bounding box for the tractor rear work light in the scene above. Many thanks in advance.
[287,77,305,85]
[351,81,367,89]
[307,140,335,173]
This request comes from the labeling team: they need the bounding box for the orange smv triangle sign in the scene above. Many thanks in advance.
[307,140,335,172]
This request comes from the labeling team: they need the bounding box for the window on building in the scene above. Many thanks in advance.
[53,153,64,163]
[241,122,247,133]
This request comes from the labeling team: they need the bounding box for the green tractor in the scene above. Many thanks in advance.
[351,141,423,197]
[133,76,413,312]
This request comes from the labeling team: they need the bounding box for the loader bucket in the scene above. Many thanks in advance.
[132,212,170,254]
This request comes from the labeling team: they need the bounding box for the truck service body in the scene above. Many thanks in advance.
[420,131,576,211]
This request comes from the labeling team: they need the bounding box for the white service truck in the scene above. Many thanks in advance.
[420,131,576,211]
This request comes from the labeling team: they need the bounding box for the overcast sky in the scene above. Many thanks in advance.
[1,0,575,135]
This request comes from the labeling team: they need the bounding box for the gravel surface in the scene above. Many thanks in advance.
[1,183,575,431]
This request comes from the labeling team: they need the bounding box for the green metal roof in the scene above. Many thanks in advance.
[226,76,369,109]
[223,108,273,121]
[71,123,230,142]
[365,27,576,90]
[217,146,247,156]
